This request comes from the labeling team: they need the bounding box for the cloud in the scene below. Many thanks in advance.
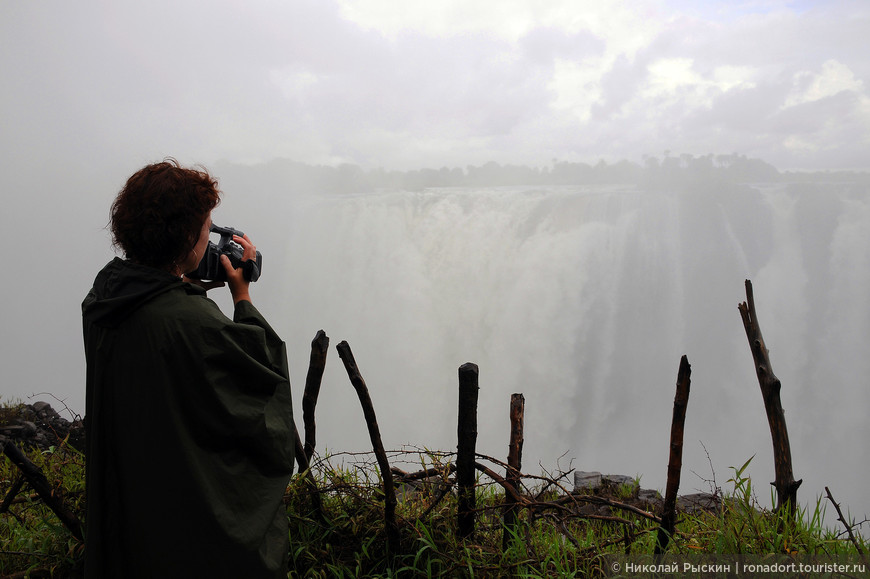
[784,59,864,108]
[335,0,661,46]
[1,0,868,173]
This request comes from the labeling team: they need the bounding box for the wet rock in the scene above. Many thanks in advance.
[0,401,85,453]
[677,492,723,514]
[602,474,636,487]
[574,471,602,490]
[396,475,451,504]
[573,469,721,515]
[22,421,38,437]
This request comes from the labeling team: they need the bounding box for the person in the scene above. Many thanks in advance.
[82,159,295,578]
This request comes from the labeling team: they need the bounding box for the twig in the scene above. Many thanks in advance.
[825,486,866,559]
[29,393,83,423]
[534,464,575,501]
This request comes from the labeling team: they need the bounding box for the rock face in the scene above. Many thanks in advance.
[0,401,85,453]
[573,470,723,514]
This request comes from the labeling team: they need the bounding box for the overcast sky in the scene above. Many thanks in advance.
[1,0,869,413]
[2,0,869,174]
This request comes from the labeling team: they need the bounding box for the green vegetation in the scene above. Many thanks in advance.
[1,431,866,577]
[284,452,867,577]
[0,441,85,577]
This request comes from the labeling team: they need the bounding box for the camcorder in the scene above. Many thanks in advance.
[187,224,263,282]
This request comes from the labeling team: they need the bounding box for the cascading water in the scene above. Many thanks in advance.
[263,180,868,521]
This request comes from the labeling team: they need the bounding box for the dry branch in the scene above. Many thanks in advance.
[391,463,456,483]
[474,462,528,505]
[336,340,400,554]
[738,279,802,517]
[825,486,866,559]
[552,494,662,525]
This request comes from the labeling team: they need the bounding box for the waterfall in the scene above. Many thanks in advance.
[268,181,868,519]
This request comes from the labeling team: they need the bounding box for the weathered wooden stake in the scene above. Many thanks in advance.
[738,279,802,517]
[503,393,524,550]
[302,330,329,461]
[655,355,691,554]
[336,340,400,554]
[457,362,480,540]
[292,421,326,523]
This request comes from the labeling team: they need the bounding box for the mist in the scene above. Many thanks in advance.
[2,0,869,528]
[216,160,870,526]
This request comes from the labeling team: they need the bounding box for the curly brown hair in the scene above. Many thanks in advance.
[111,159,221,269]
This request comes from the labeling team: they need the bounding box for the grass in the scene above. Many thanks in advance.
[281,450,867,577]
[0,442,85,577]
[1,429,867,577]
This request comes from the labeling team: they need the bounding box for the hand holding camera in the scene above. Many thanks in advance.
[187,224,263,282]
[186,224,264,303]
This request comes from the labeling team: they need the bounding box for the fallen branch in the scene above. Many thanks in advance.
[391,463,456,483]
[549,493,663,525]
[0,436,83,542]
[474,462,528,505]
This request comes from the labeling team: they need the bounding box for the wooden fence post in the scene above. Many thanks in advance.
[457,362,480,540]
[655,355,691,554]
[302,330,329,461]
[336,341,400,555]
[503,393,524,551]
[291,421,326,524]
[738,279,802,518]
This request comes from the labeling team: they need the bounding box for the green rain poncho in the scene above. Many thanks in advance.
[82,257,295,578]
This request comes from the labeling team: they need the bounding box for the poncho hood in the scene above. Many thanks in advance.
[82,257,196,328]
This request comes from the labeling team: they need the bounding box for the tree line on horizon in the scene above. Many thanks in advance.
[215,152,869,195]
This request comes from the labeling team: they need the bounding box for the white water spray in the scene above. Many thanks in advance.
[269,181,868,520]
